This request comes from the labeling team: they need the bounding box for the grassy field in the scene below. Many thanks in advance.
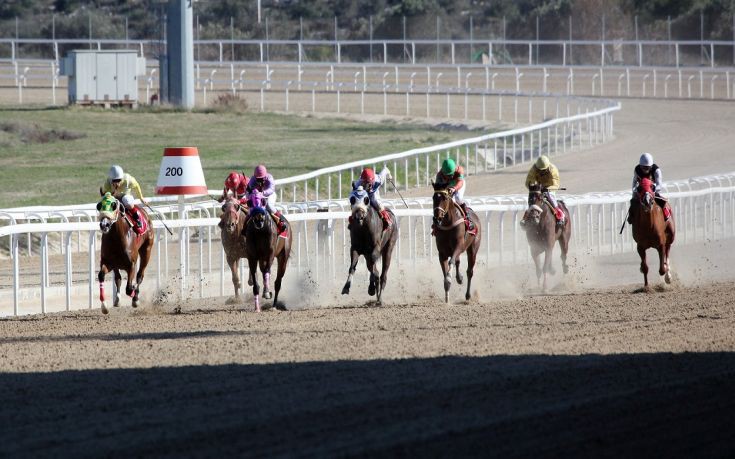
[0,105,477,208]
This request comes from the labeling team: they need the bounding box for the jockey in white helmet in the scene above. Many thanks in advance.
[100,165,147,231]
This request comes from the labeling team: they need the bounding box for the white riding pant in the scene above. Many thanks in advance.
[544,191,558,208]
[264,193,277,214]
[452,184,466,205]
[120,194,136,210]
[368,189,384,211]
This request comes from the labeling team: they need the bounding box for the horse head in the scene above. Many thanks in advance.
[96,193,120,235]
[637,178,655,213]
[431,182,453,224]
[349,187,371,227]
[219,197,245,234]
[524,183,547,227]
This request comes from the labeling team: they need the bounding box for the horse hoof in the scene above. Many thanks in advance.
[101,302,108,315]
[465,293,471,301]
[563,265,569,274]
[456,275,463,285]
[263,291,273,300]
[132,300,138,309]
[341,286,350,295]
[173,306,182,314]
[665,272,672,284]
[274,302,288,311]
[368,285,376,296]
[247,278,253,286]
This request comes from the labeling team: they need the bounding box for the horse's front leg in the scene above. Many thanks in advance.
[370,250,383,305]
[113,269,122,307]
[530,247,543,288]
[248,257,261,312]
[98,264,110,314]
[341,248,360,295]
[656,246,666,277]
[637,245,649,289]
[125,264,138,308]
[439,255,451,303]
[261,259,273,300]
[366,257,377,297]
[227,256,241,301]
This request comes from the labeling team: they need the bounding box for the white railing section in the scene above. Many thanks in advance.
[2,37,734,68]
[1,172,733,317]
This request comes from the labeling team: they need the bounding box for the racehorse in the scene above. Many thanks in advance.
[244,191,292,312]
[432,184,481,303]
[341,187,399,305]
[522,184,572,292]
[219,196,249,302]
[630,177,675,289]
[96,194,154,314]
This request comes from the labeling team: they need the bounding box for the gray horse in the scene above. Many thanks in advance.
[341,187,399,305]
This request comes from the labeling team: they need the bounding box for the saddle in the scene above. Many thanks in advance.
[125,208,148,235]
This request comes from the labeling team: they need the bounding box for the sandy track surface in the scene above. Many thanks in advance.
[1,278,734,457]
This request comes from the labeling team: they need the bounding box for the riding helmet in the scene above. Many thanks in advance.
[535,155,550,170]
[108,165,124,180]
[639,153,653,167]
[441,158,456,175]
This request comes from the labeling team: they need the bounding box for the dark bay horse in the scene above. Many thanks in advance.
[97,196,154,314]
[219,197,248,302]
[341,187,399,305]
[432,185,481,303]
[244,193,292,312]
[631,177,675,289]
[522,184,571,292]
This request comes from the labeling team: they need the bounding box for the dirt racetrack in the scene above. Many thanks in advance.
[1,276,734,457]
[2,96,735,457]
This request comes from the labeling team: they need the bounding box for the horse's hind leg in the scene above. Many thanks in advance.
[464,245,477,301]
[379,245,395,301]
[273,252,289,311]
[98,265,111,314]
[261,259,273,300]
[664,242,673,284]
[559,233,570,275]
[133,242,153,307]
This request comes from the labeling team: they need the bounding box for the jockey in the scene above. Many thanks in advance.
[218,171,249,204]
[433,158,475,233]
[100,164,147,232]
[351,166,393,231]
[245,164,288,237]
[522,155,565,227]
[627,152,671,223]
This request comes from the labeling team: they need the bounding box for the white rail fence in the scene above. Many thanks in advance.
[3,60,735,105]
[1,172,734,316]
[2,37,734,68]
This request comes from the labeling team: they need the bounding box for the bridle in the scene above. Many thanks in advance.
[433,190,463,229]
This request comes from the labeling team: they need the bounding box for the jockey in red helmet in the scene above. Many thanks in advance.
[351,166,393,231]
[219,171,249,204]
[244,164,288,237]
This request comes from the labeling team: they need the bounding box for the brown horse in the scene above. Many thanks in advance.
[244,194,292,312]
[341,187,399,305]
[432,185,482,303]
[97,197,154,314]
[219,197,249,302]
[522,184,571,292]
[630,177,675,289]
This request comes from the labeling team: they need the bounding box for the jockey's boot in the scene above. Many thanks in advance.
[272,211,289,237]
[130,207,144,233]
[554,207,565,227]
[459,203,476,234]
[379,209,392,232]
[662,205,672,221]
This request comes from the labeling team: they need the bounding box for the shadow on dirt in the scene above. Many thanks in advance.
[1,353,734,458]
